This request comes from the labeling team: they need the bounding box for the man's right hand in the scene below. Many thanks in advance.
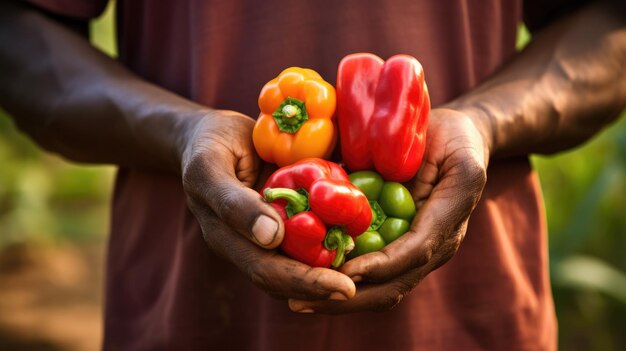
[0,2,355,303]
[180,109,356,301]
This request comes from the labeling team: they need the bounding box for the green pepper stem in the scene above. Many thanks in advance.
[281,104,301,125]
[368,200,387,231]
[324,227,355,268]
[272,97,309,133]
[263,188,309,215]
[282,104,299,118]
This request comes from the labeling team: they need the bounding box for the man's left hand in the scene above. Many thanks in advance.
[287,108,491,313]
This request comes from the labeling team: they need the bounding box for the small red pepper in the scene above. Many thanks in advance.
[337,53,430,182]
[261,158,372,267]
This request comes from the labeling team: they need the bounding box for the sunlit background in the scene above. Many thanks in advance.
[1,2,625,350]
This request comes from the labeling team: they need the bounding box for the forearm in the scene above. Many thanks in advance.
[449,0,626,159]
[0,2,203,173]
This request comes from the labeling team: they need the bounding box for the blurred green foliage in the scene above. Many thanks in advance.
[0,5,624,350]
[520,22,626,350]
[90,0,117,57]
[0,111,114,246]
[0,1,117,248]
[533,116,626,350]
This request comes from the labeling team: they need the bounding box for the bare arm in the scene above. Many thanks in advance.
[0,1,357,303]
[288,0,626,313]
[451,0,626,158]
[0,1,198,172]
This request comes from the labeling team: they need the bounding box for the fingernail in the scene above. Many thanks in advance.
[289,300,314,313]
[252,215,278,246]
[350,275,362,283]
[329,292,348,301]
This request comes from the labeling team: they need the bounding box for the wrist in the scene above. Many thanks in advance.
[173,109,209,175]
[176,108,257,177]
[466,106,495,166]
[442,102,496,167]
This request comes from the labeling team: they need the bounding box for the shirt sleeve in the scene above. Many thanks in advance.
[24,0,109,20]
[523,0,591,32]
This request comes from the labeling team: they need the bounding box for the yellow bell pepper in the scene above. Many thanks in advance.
[253,67,336,167]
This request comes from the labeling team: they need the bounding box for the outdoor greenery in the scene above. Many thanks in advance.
[0,2,624,349]
[536,116,626,350]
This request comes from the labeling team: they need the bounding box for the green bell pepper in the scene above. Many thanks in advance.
[348,171,416,257]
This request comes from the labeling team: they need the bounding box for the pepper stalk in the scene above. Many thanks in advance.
[272,97,309,133]
[264,187,355,267]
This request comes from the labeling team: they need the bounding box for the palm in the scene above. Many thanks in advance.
[181,110,357,302]
[287,108,491,313]
[412,108,488,231]
[406,108,489,267]
[342,108,489,281]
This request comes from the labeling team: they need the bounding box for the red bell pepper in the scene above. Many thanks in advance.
[337,53,430,182]
[261,158,372,267]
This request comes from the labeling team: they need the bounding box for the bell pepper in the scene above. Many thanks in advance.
[337,53,430,182]
[261,158,372,267]
[348,171,416,257]
[253,67,337,167]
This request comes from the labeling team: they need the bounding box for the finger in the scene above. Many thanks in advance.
[249,254,357,301]
[411,158,439,208]
[183,147,284,249]
[192,204,356,301]
[339,199,439,282]
[341,157,486,283]
[288,269,423,314]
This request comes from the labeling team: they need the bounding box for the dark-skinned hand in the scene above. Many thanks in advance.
[287,108,491,313]
[180,109,356,301]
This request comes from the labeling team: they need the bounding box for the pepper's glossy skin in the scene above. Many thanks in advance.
[254,67,336,167]
[282,212,337,268]
[352,231,386,257]
[337,53,430,182]
[262,159,372,267]
[349,171,416,256]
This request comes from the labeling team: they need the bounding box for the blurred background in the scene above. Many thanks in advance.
[1,2,625,350]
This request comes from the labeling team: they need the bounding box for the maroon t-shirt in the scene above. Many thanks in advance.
[29,0,577,349]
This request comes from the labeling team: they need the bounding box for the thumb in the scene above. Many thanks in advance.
[183,147,285,249]
[207,177,285,249]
